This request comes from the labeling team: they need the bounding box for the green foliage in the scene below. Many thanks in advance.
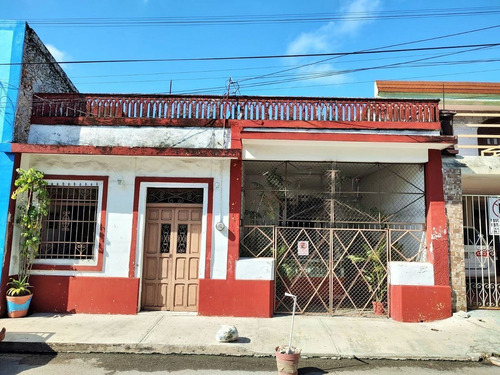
[10,168,50,284]
[6,276,32,297]
[276,245,298,279]
[347,239,388,302]
[247,167,287,225]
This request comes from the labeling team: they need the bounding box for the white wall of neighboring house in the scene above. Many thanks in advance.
[9,153,232,280]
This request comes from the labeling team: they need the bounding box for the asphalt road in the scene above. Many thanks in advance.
[0,353,499,374]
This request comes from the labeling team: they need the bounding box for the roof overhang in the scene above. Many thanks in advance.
[242,131,455,163]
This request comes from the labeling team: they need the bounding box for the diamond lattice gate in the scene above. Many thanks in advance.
[274,227,388,315]
[240,160,427,316]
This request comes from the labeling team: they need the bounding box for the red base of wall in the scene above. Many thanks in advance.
[28,275,140,315]
[390,285,452,322]
[198,279,274,317]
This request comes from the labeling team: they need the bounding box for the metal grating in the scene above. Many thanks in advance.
[241,160,427,316]
[463,195,500,309]
[242,161,425,227]
[39,184,99,260]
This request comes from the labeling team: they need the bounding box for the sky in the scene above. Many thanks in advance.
[2,0,500,98]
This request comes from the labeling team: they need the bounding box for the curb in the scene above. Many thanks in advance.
[0,341,489,362]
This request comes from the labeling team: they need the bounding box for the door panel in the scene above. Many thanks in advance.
[141,204,202,311]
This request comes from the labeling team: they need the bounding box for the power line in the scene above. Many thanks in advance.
[237,24,500,84]
[3,42,500,66]
[5,6,500,27]
[171,46,497,95]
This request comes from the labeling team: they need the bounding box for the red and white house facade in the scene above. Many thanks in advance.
[2,93,456,321]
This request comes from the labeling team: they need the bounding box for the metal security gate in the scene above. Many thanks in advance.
[240,160,427,316]
[463,195,500,309]
[241,225,427,316]
[275,227,388,315]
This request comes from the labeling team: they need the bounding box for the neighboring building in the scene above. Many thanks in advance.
[1,26,457,321]
[0,22,77,316]
[376,80,500,311]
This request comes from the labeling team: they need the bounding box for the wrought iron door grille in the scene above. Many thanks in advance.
[147,188,203,204]
[39,184,99,260]
[463,195,500,309]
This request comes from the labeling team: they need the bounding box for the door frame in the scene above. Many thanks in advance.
[133,179,213,312]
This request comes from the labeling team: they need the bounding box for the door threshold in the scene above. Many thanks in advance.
[138,310,198,316]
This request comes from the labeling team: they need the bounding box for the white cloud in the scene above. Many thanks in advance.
[284,0,382,87]
[287,0,381,56]
[46,44,68,63]
[337,0,381,35]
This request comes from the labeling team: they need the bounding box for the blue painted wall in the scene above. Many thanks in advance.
[0,22,26,285]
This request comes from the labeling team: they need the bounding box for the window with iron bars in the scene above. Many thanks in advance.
[39,183,100,260]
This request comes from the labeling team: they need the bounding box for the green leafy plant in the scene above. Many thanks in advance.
[10,168,50,288]
[347,240,388,303]
[6,276,32,297]
[276,245,298,279]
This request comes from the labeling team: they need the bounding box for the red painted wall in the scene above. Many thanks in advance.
[425,150,450,286]
[29,276,139,315]
[390,285,451,322]
[198,279,274,317]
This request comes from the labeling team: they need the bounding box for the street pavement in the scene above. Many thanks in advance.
[1,353,500,374]
[0,309,499,361]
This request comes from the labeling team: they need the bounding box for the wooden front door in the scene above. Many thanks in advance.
[141,204,202,311]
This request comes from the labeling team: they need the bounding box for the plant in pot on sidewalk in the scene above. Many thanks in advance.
[6,168,50,318]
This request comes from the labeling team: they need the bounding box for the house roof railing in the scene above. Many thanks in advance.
[31,93,440,126]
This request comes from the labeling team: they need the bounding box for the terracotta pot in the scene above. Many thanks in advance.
[6,294,33,318]
[275,346,301,375]
[372,301,385,315]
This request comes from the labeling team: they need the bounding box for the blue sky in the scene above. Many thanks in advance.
[2,0,500,97]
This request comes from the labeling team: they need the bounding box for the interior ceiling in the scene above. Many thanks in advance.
[243,161,398,179]
[462,174,500,195]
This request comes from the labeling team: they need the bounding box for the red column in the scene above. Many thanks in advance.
[226,159,242,280]
[425,149,450,286]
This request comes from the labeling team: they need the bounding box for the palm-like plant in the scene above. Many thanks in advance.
[348,240,388,303]
[6,276,32,297]
[10,168,50,286]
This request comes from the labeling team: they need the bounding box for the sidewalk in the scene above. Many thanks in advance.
[0,310,499,361]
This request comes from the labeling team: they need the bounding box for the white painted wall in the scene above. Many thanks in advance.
[10,154,232,280]
[388,261,434,286]
[28,125,231,149]
[235,257,275,280]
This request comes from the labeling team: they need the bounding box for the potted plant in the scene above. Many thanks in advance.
[6,168,50,318]
[347,239,388,315]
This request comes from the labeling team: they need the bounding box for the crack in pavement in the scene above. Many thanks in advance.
[138,315,166,344]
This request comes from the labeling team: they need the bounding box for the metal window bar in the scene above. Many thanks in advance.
[463,194,499,309]
[39,183,99,260]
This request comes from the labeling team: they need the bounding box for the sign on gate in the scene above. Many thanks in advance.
[297,241,309,256]
[488,197,500,235]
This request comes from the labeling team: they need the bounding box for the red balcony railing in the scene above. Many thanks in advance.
[32,93,440,124]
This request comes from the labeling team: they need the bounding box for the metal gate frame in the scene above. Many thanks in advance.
[241,224,426,316]
[463,194,500,309]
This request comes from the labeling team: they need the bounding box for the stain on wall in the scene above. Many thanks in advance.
[14,26,77,143]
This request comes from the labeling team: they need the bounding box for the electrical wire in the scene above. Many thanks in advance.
[2,42,500,66]
[5,6,500,28]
